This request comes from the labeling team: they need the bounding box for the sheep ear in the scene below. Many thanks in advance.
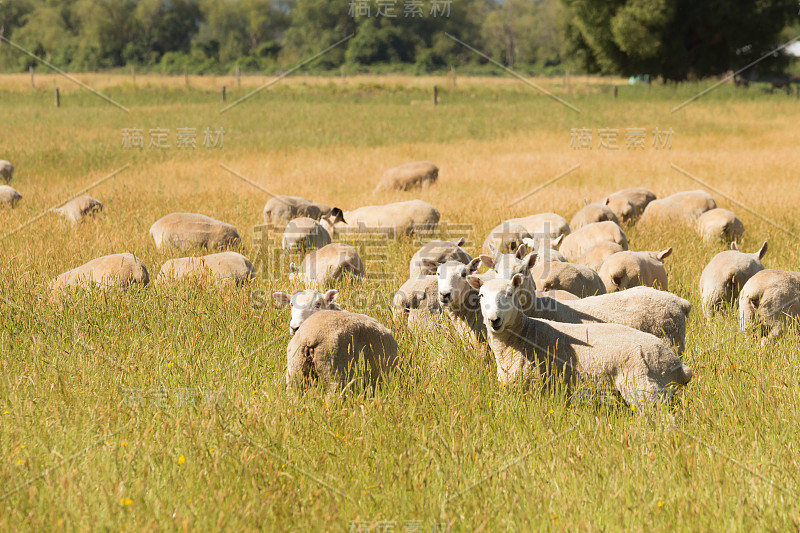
[514,242,528,259]
[730,241,739,251]
[290,262,298,273]
[583,198,589,206]
[323,289,338,304]
[511,273,524,288]
[467,257,482,273]
[329,207,345,225]
[488,244,499,257]
[466,275,483,290]
[523,252,538,270]
[756,241,768,260]
[604,197,611,206]
[553,234,564,247]
[273,292,292,306]
[455,237,466,247]
[480,255,495,268]
[657,248,673,261]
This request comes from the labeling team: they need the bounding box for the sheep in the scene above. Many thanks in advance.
[320,200,440,237]
[263,195,331,225]
[273,288,344,334]
[391,275,441,328]
[51,195,103,225]
[569,198,620,230]
[282,217,332,252]
[157,251,255,285]
[521,236,567,263]
[49,253,149,291]
[0,185,22,207]
[150,213,240,251]
[507,213,570,240]
[0,160,13,184]
[603,187,657,224]
[739,269,800,342]
[482,222,531,255]
[466,274,692,404]
[699,241,767,320]
[409,238,471,278]
[435,258,487,346]
[639,190,716,225]
[374,161,438,192]
[598,248,672,293]
[558,221,629,262]
[289,243,364,287]
[575,242,624,272]
[531,260,606,298]
[696,208,745,244]
[285,310,398,391]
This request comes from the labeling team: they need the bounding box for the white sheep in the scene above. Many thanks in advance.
[639,190,716,225]
[49,253,149,291]
[289,243,365,287]
[569,198,619,230]
[0,185,22,208]
[482,222,531,255]
[467,274,692,405]
[575,242,624,272]
[273,288,343,334]
[434,258,487,346]
[391,275,441,328]
[521,236,567,263]
[506,213,570,240]
[282,217,332,252]
[696,208,744,243]
[558,221,629,262]
[157,251,255,285]
[531,260,606,297]
[0,160,13,184]
[598,248,672,293]
[150,213,240,251]
[739,269,800,342]
[51,195,103,225]
[409,238,471,278]
[263,195,331,225]
[285,310,398,391]
[320,200,440,237]
[603,187,656,224]
[699,241,767,320]
[374,161,438,192]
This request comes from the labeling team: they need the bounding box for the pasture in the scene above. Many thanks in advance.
[1,73,799,530]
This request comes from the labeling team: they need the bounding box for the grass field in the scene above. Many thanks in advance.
[1,72,800,531]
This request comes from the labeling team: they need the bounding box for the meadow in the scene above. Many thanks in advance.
[1,72,799,530]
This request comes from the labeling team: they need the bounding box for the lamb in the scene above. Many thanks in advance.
[557,221,628,262]
[263,195,331,225]
[157,251,255,285]
[0,160,13,183]
[409,238,471,278]
[696,208,744,244]
[434,259,487,346]
[0,185,22,207]
[289,243,364,287]
[482,222,531,255]
[150,213,240,251]
[320,200,440,237]
[282,217,332,252]
[569,199,619,230]
[391,275,441,328]
[598,248,672,293]
[51,195,103,225]
[507,213,570,240]
[49,253,149,291]
[739,269,800,342]
[467,274,692,404]
[285,310,398,391]
[521,236,567,263]
[374,161,438,192]
[639,190,716,225]
[603,187,657,224]
[575,242,624,272]
[699,241,767,320]
[273,288,344,334]
[531,260,606,297]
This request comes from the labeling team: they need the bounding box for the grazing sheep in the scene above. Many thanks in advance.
[49,253,149,291]
[158,251,255,285]
[696,208,745,243]
[521,236,567,263]
[575,242,624,272]
[467,274,692,404]
[263,195,331,225]
[482,222,531,255]
[507,213,570,240]
[0,160,13,183]
[603,187,657,224]
[409,238,471,278]
[640,190,716,225]
[391,275,441,327]
[0,185,22,207]
[739,269,800,342]
[435,258,487,345]
[51,195,103,225]
[558,221,628,262]
[282,217,332,252]
[531,260,606,297]
[285,310,398,391]
[375,161,438,192]
[273,289,343,334]
[598,249,672,293]
[150,213,240,251]
[700,241,767,320]
[320,200,440,236]
[569,199,620,230]
[289,243,364,287]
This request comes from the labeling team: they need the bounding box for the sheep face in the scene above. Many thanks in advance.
[467,275,524,333]
[436,259,481,310]
[273,289,341,334]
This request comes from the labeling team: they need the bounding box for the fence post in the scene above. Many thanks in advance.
[341,65,346,83]
[131,66,135,85]
[451,65,456,89]
[613,86,618,99]
[30,66,34,88]
[221,86,226,102]
[184,66,189,87]
[55,88,60,107]
[433,85,438,106]
[236,65,241,89]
